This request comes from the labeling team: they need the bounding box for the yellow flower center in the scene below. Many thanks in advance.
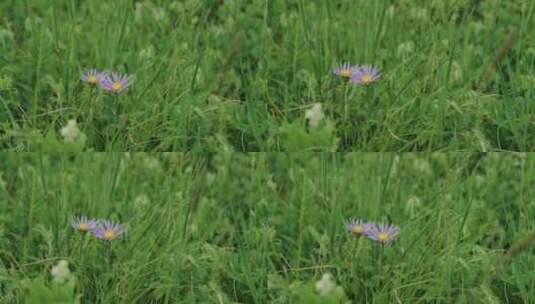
[361,74,372,84]
[377,232,389,242]
[77,223,88,231]
[87,75,97,84]
[104,230,114,240]
[340,69,352,78]
[351,225,364,235]
[112,82,123,92]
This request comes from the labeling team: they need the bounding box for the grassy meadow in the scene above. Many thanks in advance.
[1,153,535,303]
[0,0,534,151]
[1,0,535,302]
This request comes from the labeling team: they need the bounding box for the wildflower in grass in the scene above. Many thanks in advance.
[333,63,358,79]
[71,216,97,233]
[60,119,81,143]
[366,223,399,244]
[91,220,125,241]
[51,260,72,284]
[346,218,370,237]
[305,103,324,128]
[81,69,105,85]
[99,72,132,94]
[316,273,335,296]
[315,273,345,297]
[351,65,380,85]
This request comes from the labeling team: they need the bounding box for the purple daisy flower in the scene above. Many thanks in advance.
[366,223,399,244]
[82,69,105,85]
[99,72,132,94]
[333,63,359,79]
[351,65,380,85]
[346,218,371,236]
[91,220,125,241]
[71,216,97,233]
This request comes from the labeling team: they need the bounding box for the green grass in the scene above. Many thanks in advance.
[0,0,534,151]
[2,2,535,303]
[1,153,535,303]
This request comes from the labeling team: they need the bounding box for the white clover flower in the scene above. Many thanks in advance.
[305,103,324,128]
[60,119,80,143]
[51,260,71,284]
[315,273,345,297]
[315,273,336,296]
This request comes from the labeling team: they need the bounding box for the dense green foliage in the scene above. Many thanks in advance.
[0,0,534,151]
[1,153,534,303]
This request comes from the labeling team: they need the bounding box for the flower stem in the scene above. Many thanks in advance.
[106,242,113,267]
[350,237,361,277]
[375,244,385,292]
